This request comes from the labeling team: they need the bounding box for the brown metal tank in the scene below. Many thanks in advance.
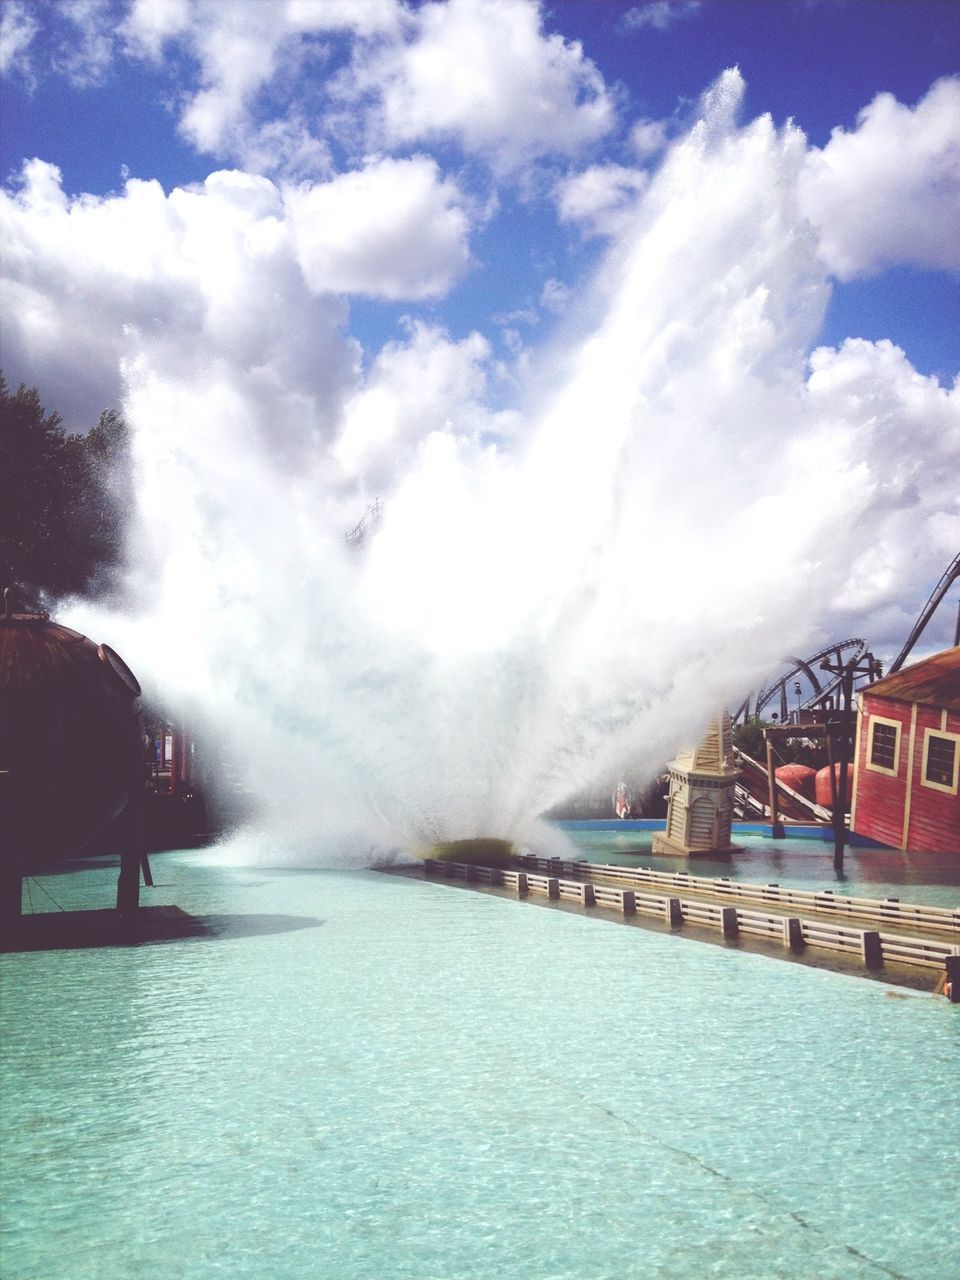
[815,763,854,811]
[774,763,817,800]
[0,606,143,879]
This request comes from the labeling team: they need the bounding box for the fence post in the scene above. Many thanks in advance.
[721,907,739,938]
[861,930,883,968]
[582,883,596,907]
[465,863,477,882]
[547,878,560,899]
[621,890,636,916]
[783,917,804,952]
[665,897,682,927]
[442,860,456,878]
[515,871,528,897]
[423,859,436,875]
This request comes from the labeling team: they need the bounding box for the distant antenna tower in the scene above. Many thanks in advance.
[345,497,383,550]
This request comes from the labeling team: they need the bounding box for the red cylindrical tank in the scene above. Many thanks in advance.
[0,609,143,877]
[816,764,854,811]
[775,763,817,800]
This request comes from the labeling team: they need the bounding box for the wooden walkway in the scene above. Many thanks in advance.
[414,857,960,999]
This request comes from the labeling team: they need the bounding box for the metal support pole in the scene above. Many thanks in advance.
[833,667,853,874]
[825,731,838,814]
[117,747,147,918]
[765,735,784,838]
[1,868,23,930]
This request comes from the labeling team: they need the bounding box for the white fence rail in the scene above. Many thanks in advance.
[514,856,960,936]
[421,859,960,985]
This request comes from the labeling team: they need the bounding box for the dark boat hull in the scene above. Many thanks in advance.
[1,614,143,876]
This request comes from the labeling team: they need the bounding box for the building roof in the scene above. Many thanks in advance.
[863,646,960,712]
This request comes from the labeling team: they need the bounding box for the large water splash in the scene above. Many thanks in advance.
[66,72,959,864]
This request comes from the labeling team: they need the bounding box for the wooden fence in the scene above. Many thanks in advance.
[420,859,960,993]
[513,855,960,936]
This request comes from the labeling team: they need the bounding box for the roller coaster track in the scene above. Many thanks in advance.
[735,553,960,725]
[887,551,960,674]
[345,497,383,550]
[739,638,868,724]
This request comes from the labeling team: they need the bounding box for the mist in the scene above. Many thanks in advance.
[60,72,959,865]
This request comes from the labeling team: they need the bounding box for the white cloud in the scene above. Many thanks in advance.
[0,1,39,79]
[51,0,117,87]
[622,1,701,33]
[630,117,668,159]
[354,0,615,172]
[540,277,571,313]
[120,0,403,171]
[284,0,403,38]
[237,115,333,184]
[10,0,614,180]
[0,160,359,434]
[495,305,538,328]
[799,76,960,278]
[0,152,473,444]
[805,337,960,657]
[284,155,472,300]
[554,163,648,237]
[335,321,502,483]
[120,0,196,61]
[175,11,286,153]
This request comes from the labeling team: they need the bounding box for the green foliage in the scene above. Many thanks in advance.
[0,374,132,604]
[732,720,766,761]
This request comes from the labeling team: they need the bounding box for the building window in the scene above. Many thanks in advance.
[866,716,901,777]
[921,730,960,795]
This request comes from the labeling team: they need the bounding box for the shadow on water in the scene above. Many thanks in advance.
[2,905,323,953]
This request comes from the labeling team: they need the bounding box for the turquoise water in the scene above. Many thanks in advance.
[562,829,960,908]
[3,848,959,1280]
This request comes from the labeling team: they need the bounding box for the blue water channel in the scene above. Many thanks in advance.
[2,841,959,1280]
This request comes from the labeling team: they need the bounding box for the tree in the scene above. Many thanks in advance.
[0,374,132,604]
[63,407,133,591]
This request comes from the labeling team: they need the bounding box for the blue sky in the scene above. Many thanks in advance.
[3,0,959,399]
[1,0,959,681]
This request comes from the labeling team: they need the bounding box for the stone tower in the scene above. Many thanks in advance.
[651,711,742,856]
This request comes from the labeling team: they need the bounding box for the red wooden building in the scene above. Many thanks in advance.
[851,646,960,854]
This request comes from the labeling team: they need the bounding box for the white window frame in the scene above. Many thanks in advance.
[865,715,902,778]
[920,728,960,795]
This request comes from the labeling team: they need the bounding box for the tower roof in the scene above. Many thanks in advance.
[672,711,739,776]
